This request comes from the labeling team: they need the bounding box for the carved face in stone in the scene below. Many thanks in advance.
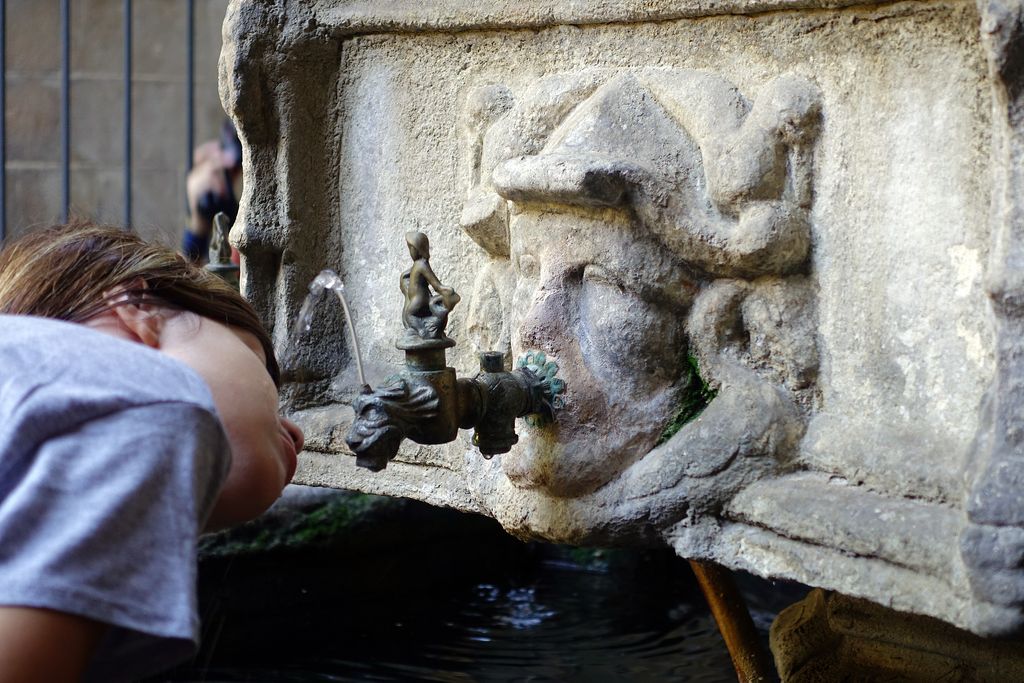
[460,68,822,499]
[505,210,699,496]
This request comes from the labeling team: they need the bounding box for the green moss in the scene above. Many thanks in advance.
[655,353,717,446]
[566,546,608,569]
[288,495,372,544]
[198,492,389,558]
[282,493,383,546]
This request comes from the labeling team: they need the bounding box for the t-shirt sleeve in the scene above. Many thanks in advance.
[0,402,230,683]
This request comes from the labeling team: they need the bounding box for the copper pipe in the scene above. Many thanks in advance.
[690,559,775,682]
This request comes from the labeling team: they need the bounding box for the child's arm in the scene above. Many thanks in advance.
[0,606,106,682]
[0,402,229,680]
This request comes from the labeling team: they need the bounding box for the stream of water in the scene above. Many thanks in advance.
[292,269,366,387]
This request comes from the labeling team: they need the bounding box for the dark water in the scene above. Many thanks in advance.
[157,503,804,682]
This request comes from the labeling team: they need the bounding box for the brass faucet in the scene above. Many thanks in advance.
[345,231,564,471]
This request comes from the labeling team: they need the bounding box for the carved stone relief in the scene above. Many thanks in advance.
[460,69,821,504]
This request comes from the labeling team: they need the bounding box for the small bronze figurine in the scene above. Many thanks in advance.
[399,231,461,348]
[205,212,240,291]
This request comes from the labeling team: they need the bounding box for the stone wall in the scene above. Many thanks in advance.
[6,0,229,246]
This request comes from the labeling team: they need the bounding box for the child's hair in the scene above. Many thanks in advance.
[0,220,280,385]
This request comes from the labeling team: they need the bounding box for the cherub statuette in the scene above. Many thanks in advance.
[398,231,461,349]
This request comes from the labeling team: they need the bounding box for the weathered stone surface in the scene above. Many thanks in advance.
[130,169,185,248]
[6,169,61,238]
[224,0,1024,636]
[770,589,1024,681]
[6,78,61,164]
[7,0,60,74]
[71,80,126,166]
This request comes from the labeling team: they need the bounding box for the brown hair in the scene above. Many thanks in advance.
[0,220,280,386]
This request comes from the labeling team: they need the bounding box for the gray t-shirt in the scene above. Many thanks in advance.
[0,314,232,681]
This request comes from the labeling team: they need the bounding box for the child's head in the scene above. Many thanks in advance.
[0,221,303,529]
[0,221,278,383]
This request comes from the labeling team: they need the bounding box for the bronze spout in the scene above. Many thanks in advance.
[345,231,563,471]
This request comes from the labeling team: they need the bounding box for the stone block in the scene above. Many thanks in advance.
[193,80,228,147]
[6,168,61,237]
[131,80,186,169]
[7,0,60,75]
[71,78,125,166]
[6,77,60,163]
[130,168,185,248]
[71,0,124,76]
[131,0,186,79]
[69,168,124,226]
[195,0,230,86]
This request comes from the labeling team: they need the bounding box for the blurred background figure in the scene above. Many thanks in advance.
[182,119,242,264]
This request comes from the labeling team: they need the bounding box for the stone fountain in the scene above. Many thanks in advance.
[220,0,1024,675]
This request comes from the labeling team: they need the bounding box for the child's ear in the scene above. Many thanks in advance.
[111,303,164,348]
[104,278,164,349]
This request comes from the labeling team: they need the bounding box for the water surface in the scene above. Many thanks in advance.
[158,501,800,682]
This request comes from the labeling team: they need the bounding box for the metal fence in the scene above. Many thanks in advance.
[0,0,201,241]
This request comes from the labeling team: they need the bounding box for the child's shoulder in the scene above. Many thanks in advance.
[0,314,219,425]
